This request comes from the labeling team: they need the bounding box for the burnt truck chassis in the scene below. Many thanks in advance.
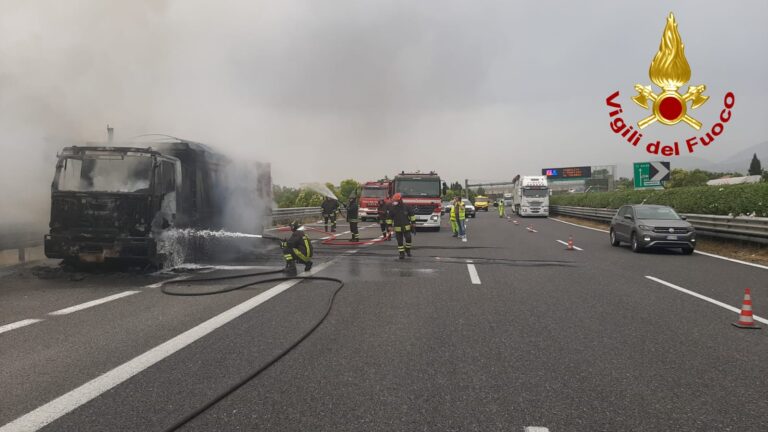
[45,146,176,264]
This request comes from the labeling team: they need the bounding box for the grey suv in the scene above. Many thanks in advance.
[609,205,696,254]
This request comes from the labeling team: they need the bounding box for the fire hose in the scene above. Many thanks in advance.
[160,270,345,431]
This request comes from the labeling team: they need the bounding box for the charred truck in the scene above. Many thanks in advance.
[392,171,442,231]
[45,136,272,264]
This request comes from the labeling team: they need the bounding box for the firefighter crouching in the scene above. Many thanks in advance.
[386,193,415,259]
[377,198,391,240]
[282,220,313,276]
[321,196,339,232]
[347,195,360,242]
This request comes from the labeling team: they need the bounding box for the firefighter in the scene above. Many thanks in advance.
[498,198,506,218]
[377,198,391,240]
[282,220,313,277]
[321,196,339,232]
[347,195,360,242]
[385,193,416,259]
[450,196,466,240]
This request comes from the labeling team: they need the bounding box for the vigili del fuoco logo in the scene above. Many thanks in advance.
[606,12,735,156]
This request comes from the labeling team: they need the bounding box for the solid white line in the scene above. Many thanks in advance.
[467,263,481,285]
[525,427,550,432]
[0,319,44,335]
[693,250,768,271]
[0,259,340,432]
[48,291,140,316]
[550,217,609,233]
[645,276,768,325]
[555,239,583,251]
[551,217,768,271]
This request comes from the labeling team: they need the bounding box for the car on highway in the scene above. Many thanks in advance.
[462,199,476,218]
[609,204,696,254]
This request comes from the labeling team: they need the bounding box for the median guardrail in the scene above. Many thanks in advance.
[551,205,768,245]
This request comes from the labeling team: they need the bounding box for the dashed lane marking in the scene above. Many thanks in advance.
[555,239,583,251]
[646,276,768,325]
[466,260,481,285]
[48,291,141,316]
[0,319,44,335]
[525,427,550,432]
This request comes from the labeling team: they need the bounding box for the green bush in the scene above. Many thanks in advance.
[551,183,768,217]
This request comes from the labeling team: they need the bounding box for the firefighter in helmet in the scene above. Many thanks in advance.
[321,196,339,232]
[282,220,313,277]
[346,195,360,242]
[377,198,391,240]
[385,193,416,259]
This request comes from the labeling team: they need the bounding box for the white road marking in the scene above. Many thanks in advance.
[466,261,481,285]
[645,276,768,325]
[0,319,44,335]
[692,250,768,271]
[48,291,140,316]
[551,217,768,271]
[0,259,341,432]
[555,239,583,251]
[525,427,550,432]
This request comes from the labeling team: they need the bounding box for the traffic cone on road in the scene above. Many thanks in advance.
[732,288,761,329]
[566,235,575,251]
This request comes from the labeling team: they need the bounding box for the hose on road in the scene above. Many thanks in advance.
[160,269,344,431]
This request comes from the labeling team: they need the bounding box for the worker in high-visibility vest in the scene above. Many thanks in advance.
[450,196,466,240]
[498,198,506,218]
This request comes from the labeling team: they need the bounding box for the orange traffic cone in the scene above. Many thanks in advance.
[733,288,761,329]
[566,235,574,251]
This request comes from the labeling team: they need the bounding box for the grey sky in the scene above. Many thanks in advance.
[1,0,766,225]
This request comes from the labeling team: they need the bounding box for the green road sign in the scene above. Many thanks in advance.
[634,161,670,189]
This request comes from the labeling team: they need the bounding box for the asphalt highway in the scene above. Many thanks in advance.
[1,211,766,431]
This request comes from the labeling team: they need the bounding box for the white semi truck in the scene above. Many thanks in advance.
[512,175,549,217]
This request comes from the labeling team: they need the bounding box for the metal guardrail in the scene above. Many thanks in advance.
[551,205,768,245]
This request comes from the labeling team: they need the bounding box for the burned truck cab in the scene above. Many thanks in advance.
[45,146,181,263]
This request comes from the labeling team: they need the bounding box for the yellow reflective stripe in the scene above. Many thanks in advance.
[405,225,411,231]
[303,237,312,257]
[394,226,402,232]
[386,219,393,224]
[293,248,308,262]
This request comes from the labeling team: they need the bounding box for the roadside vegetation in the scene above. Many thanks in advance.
[551,182,768,217]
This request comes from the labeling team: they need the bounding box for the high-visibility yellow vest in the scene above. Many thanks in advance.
[450,203,466,221]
